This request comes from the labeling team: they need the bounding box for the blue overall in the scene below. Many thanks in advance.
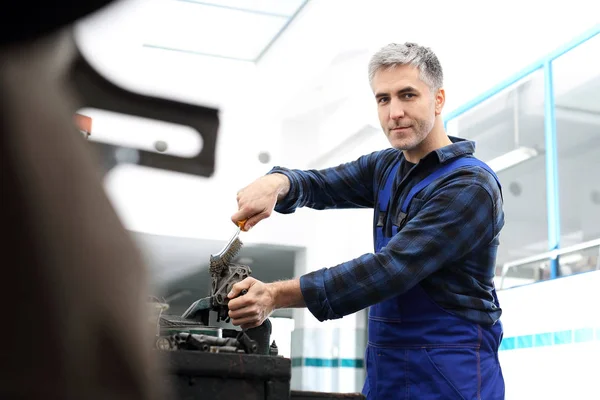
[362,157,505,400]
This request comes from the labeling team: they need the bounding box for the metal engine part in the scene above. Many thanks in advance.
[180,263,251,324]
[211,263,251,322]
[171,332,258,354]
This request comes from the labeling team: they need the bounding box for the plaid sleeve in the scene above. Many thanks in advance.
[267,151,383,214]
[267,168,302,214]
[300,174,498,321]
[299,268,341,321]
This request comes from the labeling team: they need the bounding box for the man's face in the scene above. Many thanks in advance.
[371,64,442,151]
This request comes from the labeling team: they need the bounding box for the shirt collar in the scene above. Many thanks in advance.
[433,135,476,163]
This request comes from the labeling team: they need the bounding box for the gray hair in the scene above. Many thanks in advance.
[368,42,443,91]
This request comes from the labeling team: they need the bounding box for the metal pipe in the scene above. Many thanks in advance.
[543,60,561,279]
[500,238,600,288]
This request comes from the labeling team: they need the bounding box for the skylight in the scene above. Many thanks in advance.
[143,0,308,62]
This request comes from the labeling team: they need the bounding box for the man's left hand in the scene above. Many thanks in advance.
[227,277,276,329]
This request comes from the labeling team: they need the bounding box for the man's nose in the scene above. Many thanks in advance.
[389,99,405,120]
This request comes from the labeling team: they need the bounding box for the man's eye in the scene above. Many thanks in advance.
[378,97,389,104]
[403,93,415,99]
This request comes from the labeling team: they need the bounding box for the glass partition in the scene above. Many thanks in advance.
[558,242,600,277]
[446,26,600,284]
[446,69,548,267]
[552,33,600,253]
[499,257,552,289]
[498,239,600,288]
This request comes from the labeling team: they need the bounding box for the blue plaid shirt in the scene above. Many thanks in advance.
[269,137,504,326]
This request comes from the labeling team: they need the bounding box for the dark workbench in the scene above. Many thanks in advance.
[159,351,364,400]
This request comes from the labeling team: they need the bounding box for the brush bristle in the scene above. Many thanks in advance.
[209,237,243,274]
[222,238,243,264]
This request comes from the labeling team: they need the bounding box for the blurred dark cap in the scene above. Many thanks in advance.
[0,1,115,46]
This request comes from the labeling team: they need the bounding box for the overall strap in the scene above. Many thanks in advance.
[400,157,502,215]
[373,161,401,249]
[375,156,501,243]
[378,161,401,212]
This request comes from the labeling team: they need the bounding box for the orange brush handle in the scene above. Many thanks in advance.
[237,219,247,230]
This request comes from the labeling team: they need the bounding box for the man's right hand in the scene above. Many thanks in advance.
[231,173,290,231]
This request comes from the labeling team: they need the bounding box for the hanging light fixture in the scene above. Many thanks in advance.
[486,88,539,172]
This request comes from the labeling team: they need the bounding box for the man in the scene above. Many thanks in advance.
[227,42,505,399]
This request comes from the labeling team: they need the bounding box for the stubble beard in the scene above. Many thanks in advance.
[387,119,433,151]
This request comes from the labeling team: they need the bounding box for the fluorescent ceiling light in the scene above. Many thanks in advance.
[142,0,307,62]
[486,146,538,172]
[193,0,306,17]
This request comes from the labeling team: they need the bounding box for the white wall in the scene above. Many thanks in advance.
[497,271,600,400]
[75,0,600,250]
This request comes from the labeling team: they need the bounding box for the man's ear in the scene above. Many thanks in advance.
[434,88,445,116]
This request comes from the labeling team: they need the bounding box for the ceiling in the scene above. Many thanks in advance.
[74,1,600,113]
[141,0,308,62]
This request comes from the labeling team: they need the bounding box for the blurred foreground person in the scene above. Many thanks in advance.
[0,2,160,399]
